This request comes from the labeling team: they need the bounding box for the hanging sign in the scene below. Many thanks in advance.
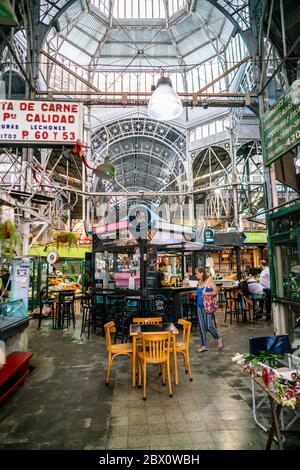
[204,228,215,243]
[0,100,83,146]
[243,232,267,244]
[261,81,300,166]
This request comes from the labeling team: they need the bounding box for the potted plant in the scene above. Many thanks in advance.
[0,220,21,259]
[54,231,78,249]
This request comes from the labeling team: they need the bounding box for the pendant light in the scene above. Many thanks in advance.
[147,71,183,121]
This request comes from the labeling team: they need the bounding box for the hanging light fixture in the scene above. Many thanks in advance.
[147,71,183,121]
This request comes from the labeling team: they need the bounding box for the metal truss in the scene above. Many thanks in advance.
[0,147,82,240]
[35,0,252,99]
[207,0,250,32]
[90,117,187,207]
[192,139,265,227]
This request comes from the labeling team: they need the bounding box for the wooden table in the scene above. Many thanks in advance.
[253,376,300,450]
[130,322,179,388]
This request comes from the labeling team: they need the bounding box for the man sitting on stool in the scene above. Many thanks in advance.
[245,267,265,318]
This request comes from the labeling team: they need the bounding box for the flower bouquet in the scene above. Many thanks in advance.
[232,353,300,408]
[275,371,300,409]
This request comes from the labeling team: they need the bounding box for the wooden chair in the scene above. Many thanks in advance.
[175,319,192,381]
[104,321,133,385]
[137,332,172,400]
[132,317,162,324]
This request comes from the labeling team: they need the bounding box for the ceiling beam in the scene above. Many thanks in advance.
[195,54,251,94]
[40,49,103,93]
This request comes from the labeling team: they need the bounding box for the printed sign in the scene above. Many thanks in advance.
[10,257,31,312]
[261,81,300,166]
[0,100,83,145]
[243,232,267,244]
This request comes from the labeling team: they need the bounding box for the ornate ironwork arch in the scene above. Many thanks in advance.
[91,118,187,166]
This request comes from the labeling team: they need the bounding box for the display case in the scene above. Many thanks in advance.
[94,250,140,289]
[269,203,300,348]
[269,203,300,302]
[44,258,84,296]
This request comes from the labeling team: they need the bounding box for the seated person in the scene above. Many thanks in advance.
[244,268,265,316]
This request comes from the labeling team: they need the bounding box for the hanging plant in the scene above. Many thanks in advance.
[0,220,21,260]
[61,211,69,225]
[54,231,78,249]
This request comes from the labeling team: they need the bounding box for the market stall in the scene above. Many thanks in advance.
[91,206,198,320]
[29,245,90,317]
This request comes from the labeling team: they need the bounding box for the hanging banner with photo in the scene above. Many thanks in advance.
[0,100,83,146]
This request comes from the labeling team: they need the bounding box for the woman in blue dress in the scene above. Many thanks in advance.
[196,267,223,352]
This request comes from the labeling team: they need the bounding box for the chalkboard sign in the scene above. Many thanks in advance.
[262,81,300,166]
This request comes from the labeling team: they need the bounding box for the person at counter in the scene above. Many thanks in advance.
[157,262,169,288]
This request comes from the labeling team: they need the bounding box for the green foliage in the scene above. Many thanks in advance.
[243,351,284,368]
[54,232,78,249]
[62,262,68,274]
[283,275,300,300]
[61,212,69,224]
[0,220,21,260]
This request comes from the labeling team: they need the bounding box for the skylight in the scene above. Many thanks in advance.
[91,0,186,19]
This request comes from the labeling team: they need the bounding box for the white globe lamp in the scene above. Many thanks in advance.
[148,75,183,121]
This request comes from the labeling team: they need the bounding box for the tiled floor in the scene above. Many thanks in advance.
[0,311,299,450]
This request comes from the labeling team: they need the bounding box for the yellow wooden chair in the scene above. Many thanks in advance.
[104,321,133,385]
[137,332,172,400]
[175,319,192,381]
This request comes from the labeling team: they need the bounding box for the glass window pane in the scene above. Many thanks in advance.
[196,127,202,140]
[132,0,138,17]
[202,125,208,138]
[209,122,216,135]
[126,0,132,18]
[118,0,124,17]
[216,120,223,133]
[140,0,146,18]
[153,0,160,18]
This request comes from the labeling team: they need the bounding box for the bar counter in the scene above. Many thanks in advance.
[93,286,196,322]
[148,287,196,321]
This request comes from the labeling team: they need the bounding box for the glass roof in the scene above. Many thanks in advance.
[41,0,248,95]
[91,0,187,19]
